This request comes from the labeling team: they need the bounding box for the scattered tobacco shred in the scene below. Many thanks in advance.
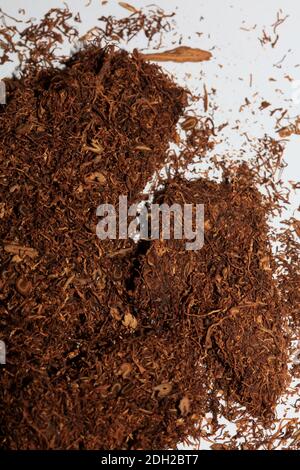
[97,4,176,48]
[0,6,299,450]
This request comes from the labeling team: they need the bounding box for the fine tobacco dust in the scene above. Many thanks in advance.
[0,6,299,450]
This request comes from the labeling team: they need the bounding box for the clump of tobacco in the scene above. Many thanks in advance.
[0,6,299,450]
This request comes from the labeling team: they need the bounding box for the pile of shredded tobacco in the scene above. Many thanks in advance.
[0,6,299,450]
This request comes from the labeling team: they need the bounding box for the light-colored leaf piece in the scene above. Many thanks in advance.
[122,311,138,329]
[179,396,190,416]
[117,362,133,378]
[153,382,172,397]
[140,46,212,63]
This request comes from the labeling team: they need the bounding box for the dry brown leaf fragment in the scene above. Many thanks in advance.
[203,84,208,112]
[11,255,22,263]
[181,116,198,131]
[107,247,134,258]
[76,184,84,193]
[0,203,5,219]
[292,220,300,238]
[4,243,39,259]
[16,277,32,296]
[140,46,212,63]
[154,382,172,397]
[132,354,146,374]
[204,219,212,231]
[278,118,300,137]
[291,429,300,445]
[179,396,190,416]
[117,363,133,378]
[110,307,122,321]
[135,145,152,151]
[229,307,240,315]
[211,444,227,450]
[82,140,103,154]
[123,311,138,330]
[278,126,292,138]
[260,100,271,110]
[63,275,75,291]
[111,383,122,396]
[67,350,79,360]
[84,172,106,184]
[260,256,271,271]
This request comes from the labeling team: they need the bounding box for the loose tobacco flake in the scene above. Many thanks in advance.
[141,46,212,63]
